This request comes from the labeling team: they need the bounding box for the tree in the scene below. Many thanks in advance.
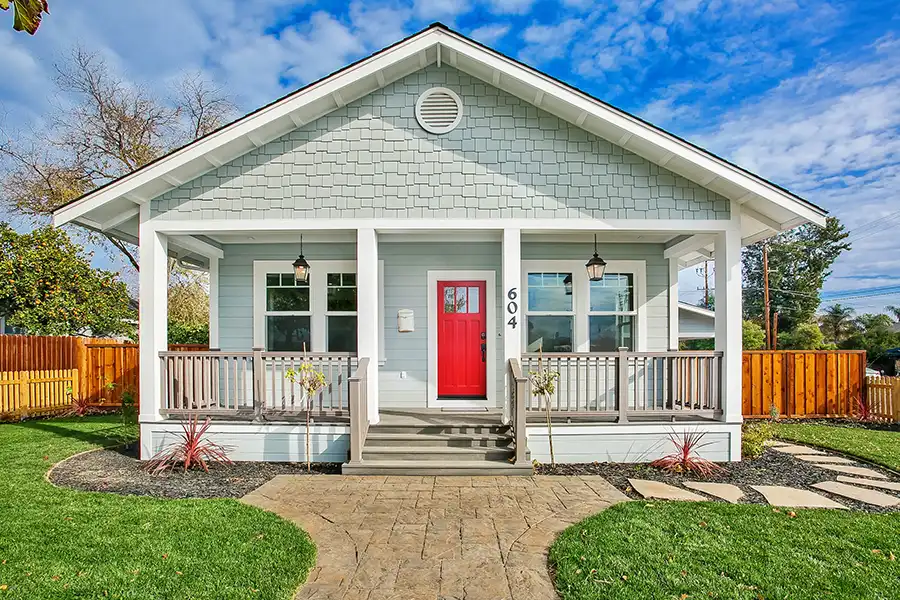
[1,0,48,35]
[742,217,850,332]
[780,321,827,350]
[841,313,900,372]
[167,260,210,344]
[0,48,235,270]
[0,223,134,337]
[742,320,765,350]
[819,304,856,345]
[885,305,900,323]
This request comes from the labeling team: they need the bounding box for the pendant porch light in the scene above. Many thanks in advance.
[293,235,311,284]
[585,234,607,282]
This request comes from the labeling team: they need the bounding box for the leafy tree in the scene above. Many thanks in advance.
[743,217,850,332]
[742,320,765,350]
[0,223,134,337]
[1,0,48,34]
[819,304,857,345]
[885,305,900,323]
[168,320,209,345]
[779,321,827,350]
[0,48,235,270]
[167,260,209,344]
[841,313,900,372]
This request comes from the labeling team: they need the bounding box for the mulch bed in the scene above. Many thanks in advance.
[50,445,341,499]
[536,447,900,514]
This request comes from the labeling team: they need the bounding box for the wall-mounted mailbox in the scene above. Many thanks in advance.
[397,309,414,332]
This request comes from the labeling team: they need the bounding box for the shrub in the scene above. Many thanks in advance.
[144,416,231,474]
[650,430,725,477]
[742,421,775,459]
[853,395,873,422]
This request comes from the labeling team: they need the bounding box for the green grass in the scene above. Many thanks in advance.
[774,423,900,471]
[0,416,315,599]
[550,502,900,600]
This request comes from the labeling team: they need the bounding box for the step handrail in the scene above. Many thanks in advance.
[508,358,529,464]
[348,358,370,463]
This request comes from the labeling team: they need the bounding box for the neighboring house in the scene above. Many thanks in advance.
[678,302,716,341]
[0,317,28,335]
[52,24,827,473]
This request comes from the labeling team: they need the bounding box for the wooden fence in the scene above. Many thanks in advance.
[0,335,209,417]
[743,350,867,419]
[864,376,900,422]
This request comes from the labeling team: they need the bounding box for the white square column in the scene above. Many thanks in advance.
[208,257,220,349]
[714,209,743,424]
[502,228,521,418]
[357,228,380,424]
[138,210,168,458]
[668,259,680,350]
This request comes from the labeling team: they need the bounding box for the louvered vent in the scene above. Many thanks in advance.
[415,87,463,134]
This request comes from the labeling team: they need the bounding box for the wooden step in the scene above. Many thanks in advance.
[361,445,514,462]
[364,432,513,448]
[341,460,534,476]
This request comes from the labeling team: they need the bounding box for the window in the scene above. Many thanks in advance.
[522,260,645,353]
[443,285,480,313]
[525,272,574,352]
[265,273,311,351]
[589,274,635,351]
[326,273,357,352]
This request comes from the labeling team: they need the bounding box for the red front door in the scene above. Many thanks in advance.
[437,281,487,398]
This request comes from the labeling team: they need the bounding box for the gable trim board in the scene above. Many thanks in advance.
[53,23,826,252]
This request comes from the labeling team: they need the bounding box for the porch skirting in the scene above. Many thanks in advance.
[140,420,350,463]
[526,421,742,464]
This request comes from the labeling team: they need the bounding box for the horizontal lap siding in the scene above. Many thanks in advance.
[380,242,501,408]
[218,243,356,352]
[521,243,669,352]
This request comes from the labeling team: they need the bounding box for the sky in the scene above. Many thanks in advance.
[1,0,899,314]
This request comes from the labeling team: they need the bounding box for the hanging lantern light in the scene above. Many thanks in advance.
[563,274,573,296]
[585,234,607,282]
[292,235,310,284]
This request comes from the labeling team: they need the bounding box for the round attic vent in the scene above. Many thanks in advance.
[415,87,463,134]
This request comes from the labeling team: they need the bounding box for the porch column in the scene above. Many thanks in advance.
[714,211,743,424]
[208,257,219,349]
[357,228,380,423]
[138,214,168,457]
[502,228,521,419]
[668,259,679,350]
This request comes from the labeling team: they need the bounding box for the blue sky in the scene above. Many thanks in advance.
[1,0,899,313]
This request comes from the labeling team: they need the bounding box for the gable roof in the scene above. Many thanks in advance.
[53,22,827,256]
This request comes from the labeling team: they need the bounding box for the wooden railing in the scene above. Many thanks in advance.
[507,359,529,463]
[521,349,723,420]
[348,358,370,463]
[158,350,357,420]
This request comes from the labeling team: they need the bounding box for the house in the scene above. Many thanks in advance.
[52,24,827,474]
[678,302,716,342]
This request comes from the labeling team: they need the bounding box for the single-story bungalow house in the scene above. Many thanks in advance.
[53,24,827,474]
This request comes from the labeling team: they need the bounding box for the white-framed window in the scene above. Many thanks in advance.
[325,272,357,352]
[522,260,646,353]
[264,272,312,351]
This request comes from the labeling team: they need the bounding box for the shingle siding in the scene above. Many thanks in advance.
[151,66,730,221]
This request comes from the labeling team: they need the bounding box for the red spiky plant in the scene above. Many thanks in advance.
[650,430,725,477]
[144,416,232,474]
[66,395,92,417]
[853,395,873,422]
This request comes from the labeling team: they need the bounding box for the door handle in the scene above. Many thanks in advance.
[481,343,486,362]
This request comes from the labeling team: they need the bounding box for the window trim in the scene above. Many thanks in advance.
[521,260,647,353]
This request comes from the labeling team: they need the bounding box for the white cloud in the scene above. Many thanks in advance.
[487,0,536,15]
[520,19,583,64]
[413,0,471,21]
[468,23,511,45]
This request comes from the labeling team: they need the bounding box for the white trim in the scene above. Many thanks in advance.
[146,218,735,234]
[668,260,679,350]
[169,235,224,260]
[664,234,716,259]
[209,258,220,349]
[521,260,647,352]
[426,270,497,409]
[715,208,743,424]
[101,205,140,231]
[502,228,521,422]
[678,301,715,318]
[357,229,381,422]
[138,207,168,436]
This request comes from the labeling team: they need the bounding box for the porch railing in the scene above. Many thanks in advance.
[348,358,370,463]
[507,359,529,464]
[158,349,357,419]
[521,349,723,420]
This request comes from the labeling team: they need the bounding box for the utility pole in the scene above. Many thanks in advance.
[763,243,771,349]
[773,311,779,350]
[696,261,711,309]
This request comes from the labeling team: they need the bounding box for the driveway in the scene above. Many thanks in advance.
[242,474,628,600]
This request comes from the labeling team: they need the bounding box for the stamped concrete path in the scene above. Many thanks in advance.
[242,475,628,600]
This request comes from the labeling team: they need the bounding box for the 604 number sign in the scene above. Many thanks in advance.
[506,288,518,329]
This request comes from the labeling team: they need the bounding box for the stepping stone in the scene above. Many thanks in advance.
[766,440,789,448]
[771,444,826,455]
[794,454,856,464]
[836,476,900,492]
[628,479,706,502]
[813,464,888,479]
[683,482,744,504]
[751,485,846,509]
[812,481,900,508]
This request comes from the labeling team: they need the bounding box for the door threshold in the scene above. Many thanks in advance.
[440,407,489,413]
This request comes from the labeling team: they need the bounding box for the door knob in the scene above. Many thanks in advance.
[481,343,486,362]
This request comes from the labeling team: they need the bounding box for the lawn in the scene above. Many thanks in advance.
[774,423,900,471]
[0,416,315,599]
[550,502,900,600]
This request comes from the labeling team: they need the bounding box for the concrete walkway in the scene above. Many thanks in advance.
[242,475,628,600]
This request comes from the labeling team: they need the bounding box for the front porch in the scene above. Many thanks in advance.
[139,223,745,470]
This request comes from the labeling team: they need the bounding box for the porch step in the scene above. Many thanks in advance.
[341,460,534,476]
[368,424,510,436]
[361,445,514,462]
[364,432,513,448]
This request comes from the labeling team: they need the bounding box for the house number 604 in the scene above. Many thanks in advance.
[506,288,518,329]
